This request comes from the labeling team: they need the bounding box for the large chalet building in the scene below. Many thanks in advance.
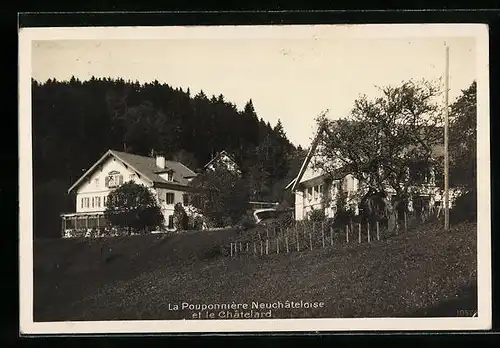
[286,126,453,221]
[61,150,198,236]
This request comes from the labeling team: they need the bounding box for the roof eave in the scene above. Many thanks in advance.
[67,150,113,194]
[68,150,156,194]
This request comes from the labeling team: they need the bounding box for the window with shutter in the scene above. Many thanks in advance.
[183,194,189,206]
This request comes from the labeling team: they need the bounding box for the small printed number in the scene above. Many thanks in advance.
[456,309,476,317]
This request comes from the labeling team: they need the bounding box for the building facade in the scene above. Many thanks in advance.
[61,149,198,237]
[286,128,449,221]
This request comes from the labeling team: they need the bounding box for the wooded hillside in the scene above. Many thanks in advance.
[32,77,306,237]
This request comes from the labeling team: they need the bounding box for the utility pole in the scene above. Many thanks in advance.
[444,45,450,231]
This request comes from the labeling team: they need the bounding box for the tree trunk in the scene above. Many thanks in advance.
[383,197,400,233]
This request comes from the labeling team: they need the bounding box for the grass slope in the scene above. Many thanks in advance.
[33,222,477,321]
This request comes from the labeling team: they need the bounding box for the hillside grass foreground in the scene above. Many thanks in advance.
[33,222,477,321]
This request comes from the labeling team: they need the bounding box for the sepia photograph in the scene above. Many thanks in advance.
[19,23,491,334]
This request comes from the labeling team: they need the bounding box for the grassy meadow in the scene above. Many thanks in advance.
[33,221,477,321]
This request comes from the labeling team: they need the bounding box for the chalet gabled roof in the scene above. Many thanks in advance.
[68,149,197,194]
[289,124,326,192]
[203,150,239,170]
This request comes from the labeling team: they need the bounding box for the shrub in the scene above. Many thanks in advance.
[238,212,257,231]
[104,182,164,234]
[277,209,294,229]
[188,215,205,230]
[188,161,249,228]
[450,190,477,224]
[173,203,189,231]
[223,216,234,228]
[308,208,325,222]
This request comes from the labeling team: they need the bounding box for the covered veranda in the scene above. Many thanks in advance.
[60,212,108,237]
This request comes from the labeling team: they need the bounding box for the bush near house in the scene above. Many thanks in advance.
[104,181,164,235]
[308,208,326,222]
[450,190,477,224]
[189,162,250,228]
[172,203,189,231]
[237,210,257,231]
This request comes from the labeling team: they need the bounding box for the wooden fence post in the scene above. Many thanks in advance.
[253,241,257,255]
[321,222,325,248]
[346,225,349,243]
[276,238,280,254]
[260,240,263,255]
[358,223,361,244]
[240,242,243,252]
[296,221,300,251]
[309,231,313,251]
[230,243,233,257]
[404,212,408,232]
[285,235,289,253]
[266,239,269,255]
[330,227,334,246]
[367,222,371,243]
[246,242,249,252]
[376,221,380,241]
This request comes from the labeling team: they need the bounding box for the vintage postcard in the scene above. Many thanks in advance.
[19,23,491,334]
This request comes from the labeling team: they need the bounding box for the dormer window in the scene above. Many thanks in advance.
[167,170,173,181]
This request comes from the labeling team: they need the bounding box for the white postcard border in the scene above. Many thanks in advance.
[19,23,491,334]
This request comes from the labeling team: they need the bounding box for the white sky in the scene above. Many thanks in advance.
[30,25,478,148]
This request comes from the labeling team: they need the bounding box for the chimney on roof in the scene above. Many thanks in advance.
[156,153,166,169]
